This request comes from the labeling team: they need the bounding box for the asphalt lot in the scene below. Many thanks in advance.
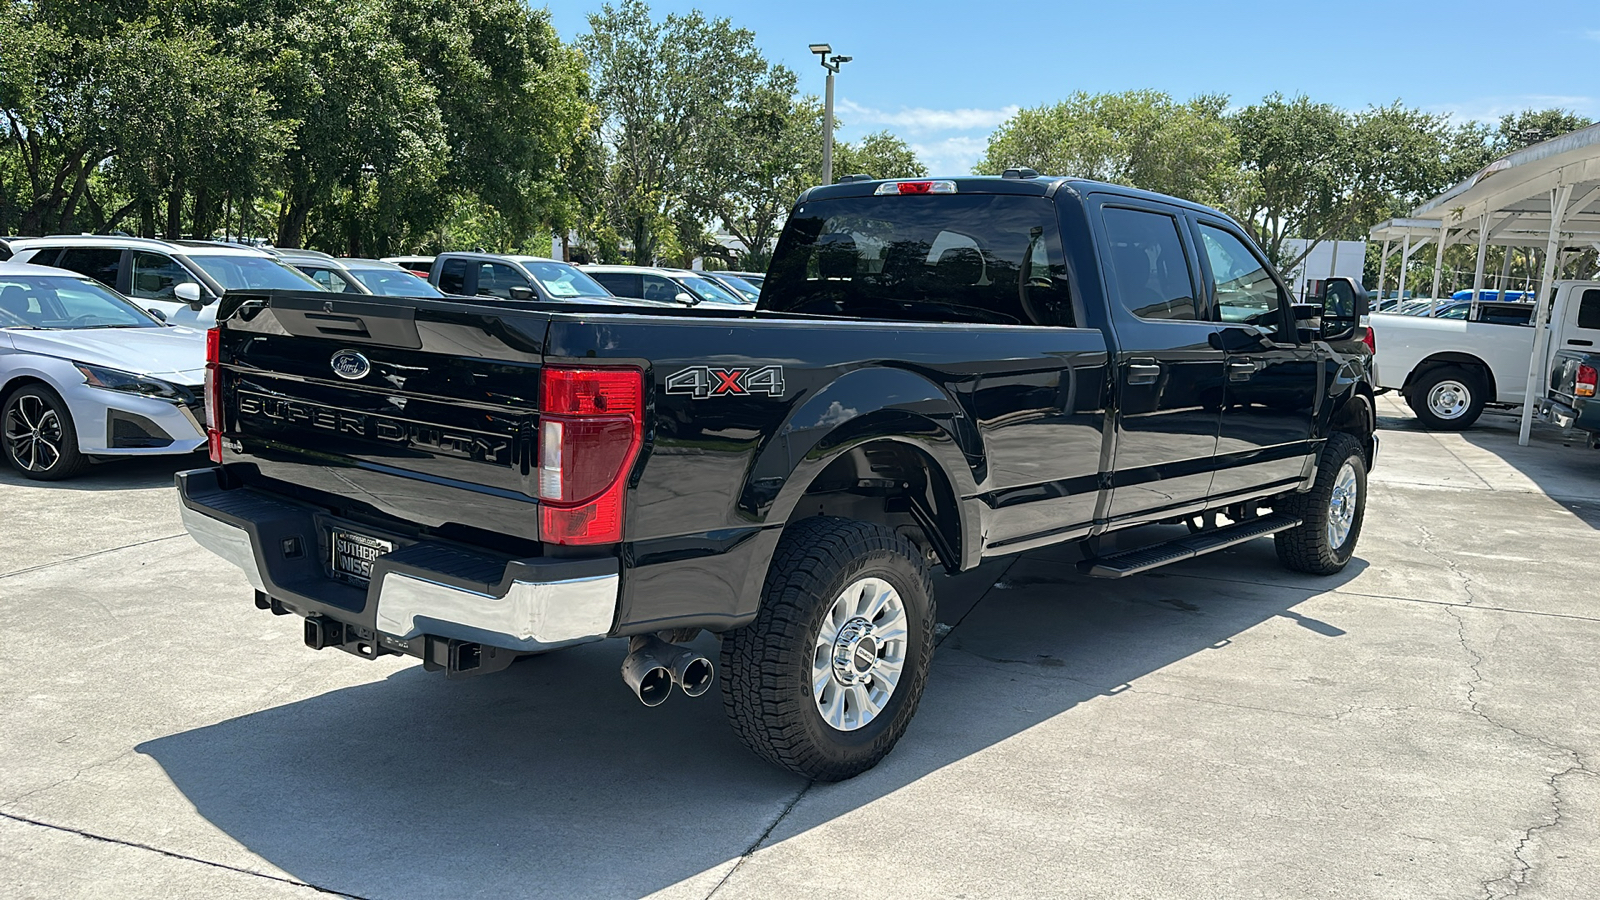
[3,394,1599,899]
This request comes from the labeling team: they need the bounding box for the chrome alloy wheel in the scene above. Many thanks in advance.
[812,576,909,732]
[1426,379,1471,420]
[3,395,64,473]
[1327,461,1359,550]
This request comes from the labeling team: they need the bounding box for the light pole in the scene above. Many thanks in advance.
[809,43,851,186]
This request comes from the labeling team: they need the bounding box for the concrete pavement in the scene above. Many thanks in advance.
[1,395,1598,899]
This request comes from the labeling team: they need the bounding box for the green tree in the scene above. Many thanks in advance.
[976,90,1241,210]
[581,0,774,264]
[834,131,926,181]
[1495,108,1594,153]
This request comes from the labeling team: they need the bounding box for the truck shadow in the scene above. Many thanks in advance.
[135,540,1361,899]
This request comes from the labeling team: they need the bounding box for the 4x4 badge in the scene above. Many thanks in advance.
[665,365,785,399]
[330,349,371,381]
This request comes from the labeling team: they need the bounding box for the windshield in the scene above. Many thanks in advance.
[714,274,762,301]
[681,274,749,305]
[347,267,444,298]
[0,274,162,329]
[525,261,611,299]
[189,254,324,291]
[762,194,1074,325]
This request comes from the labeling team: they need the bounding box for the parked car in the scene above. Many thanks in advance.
[1368,281,1600,429]
[0,262,206,479]
[426,252,650,304]
[180,174,1375,781]
[704,271,762,302]
[381,255,435,278]
[4,235,323,327]
[581,265,751,307]
[279,252,444,298]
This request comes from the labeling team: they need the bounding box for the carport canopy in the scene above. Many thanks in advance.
[1367,123,1600,445]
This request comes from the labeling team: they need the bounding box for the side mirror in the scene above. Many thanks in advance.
[1313,276,1366,342]
[146,307,168,323]
[175,282,204,310]
[674,292,698,305]
[507,285,536,301]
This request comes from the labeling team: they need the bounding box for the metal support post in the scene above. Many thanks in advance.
[1470,213,1490,318]
[1375,239,1392,308]
[1429,220,1449,315]
[1519,183,1575,446]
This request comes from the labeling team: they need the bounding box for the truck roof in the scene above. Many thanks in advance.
[797,175,1231,220]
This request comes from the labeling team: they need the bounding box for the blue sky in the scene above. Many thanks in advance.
[545,1,1599,174]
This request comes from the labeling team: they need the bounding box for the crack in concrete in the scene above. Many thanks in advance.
[0,812,373,898]
[703,781,811,899]
[1415,522,1482,605]
[1443,605,1596,899]
[0,533,187,580]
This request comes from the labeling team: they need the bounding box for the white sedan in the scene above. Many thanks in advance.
[0,262,207,479]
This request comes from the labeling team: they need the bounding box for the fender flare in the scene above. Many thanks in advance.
[740,366,983,568]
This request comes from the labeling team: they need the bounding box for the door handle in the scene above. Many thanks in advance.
[1127,362,1162,385]
[1567,339,1594,347]
[1228,360,1257,381]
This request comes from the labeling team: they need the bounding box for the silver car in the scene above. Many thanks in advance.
[0,262,207,479]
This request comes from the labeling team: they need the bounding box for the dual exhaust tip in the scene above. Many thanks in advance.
[621,634,713,706]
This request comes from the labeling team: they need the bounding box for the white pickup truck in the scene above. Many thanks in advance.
[1368,280,1600,429]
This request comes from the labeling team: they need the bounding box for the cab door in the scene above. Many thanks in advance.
[1192,218,1319,498]
[1557,286,1600,352]
[1094,198,1226,523]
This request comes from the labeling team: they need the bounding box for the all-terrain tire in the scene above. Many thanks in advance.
[2,385,88,480]
[1274,432,1367,575]
[719,516,936,781]
[1406,365,1486,431]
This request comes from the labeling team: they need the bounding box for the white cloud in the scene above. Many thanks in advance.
[1430,94,1600,124]
[836,99,1019,136]
[909,136,990,176]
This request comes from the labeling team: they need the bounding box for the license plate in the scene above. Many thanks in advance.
[331,530,393,585]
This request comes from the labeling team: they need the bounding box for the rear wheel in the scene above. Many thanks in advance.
[720,517,936,781]
[1274,432,1367,575]
[1407,366,1485,430]
[2,386,88,480]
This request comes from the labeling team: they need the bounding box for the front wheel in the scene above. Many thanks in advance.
[1274,432,1367,575]
[720,517,936,781]
[2,386,88,480]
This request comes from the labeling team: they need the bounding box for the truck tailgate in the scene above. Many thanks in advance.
[215,292,549,542]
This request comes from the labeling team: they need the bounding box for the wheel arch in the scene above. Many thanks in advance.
[746,368,983,573]
[1406,352,1497,401]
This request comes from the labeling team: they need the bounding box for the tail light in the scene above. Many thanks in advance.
[1577,363,1597,398]
[874,180,956,195]
[204,327,223,463]
[1362,325,1375,355]
[538,366,644,545]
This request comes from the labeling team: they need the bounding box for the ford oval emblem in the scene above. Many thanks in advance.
[330,349,370,381]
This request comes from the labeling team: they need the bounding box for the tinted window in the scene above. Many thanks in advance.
[438,259,469,294]
[763,194,1073,326]
[476,262,527,298]
[129,252,188,300]
[54,247,123,288]
[1197,224,1283,333]
[640,274,682,303]
[1101,208,1197,321]
[590,272,641,298]
[1579,290,1600,330]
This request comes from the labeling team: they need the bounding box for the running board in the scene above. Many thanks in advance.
[1079,514,1302,578]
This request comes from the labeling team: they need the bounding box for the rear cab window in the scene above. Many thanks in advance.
[54,247,124,289]
[762,192,1075,326]
[1098,207,1199,321]
[438,258,470,294]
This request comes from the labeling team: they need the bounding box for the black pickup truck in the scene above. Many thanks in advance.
[178,174,1376,780]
